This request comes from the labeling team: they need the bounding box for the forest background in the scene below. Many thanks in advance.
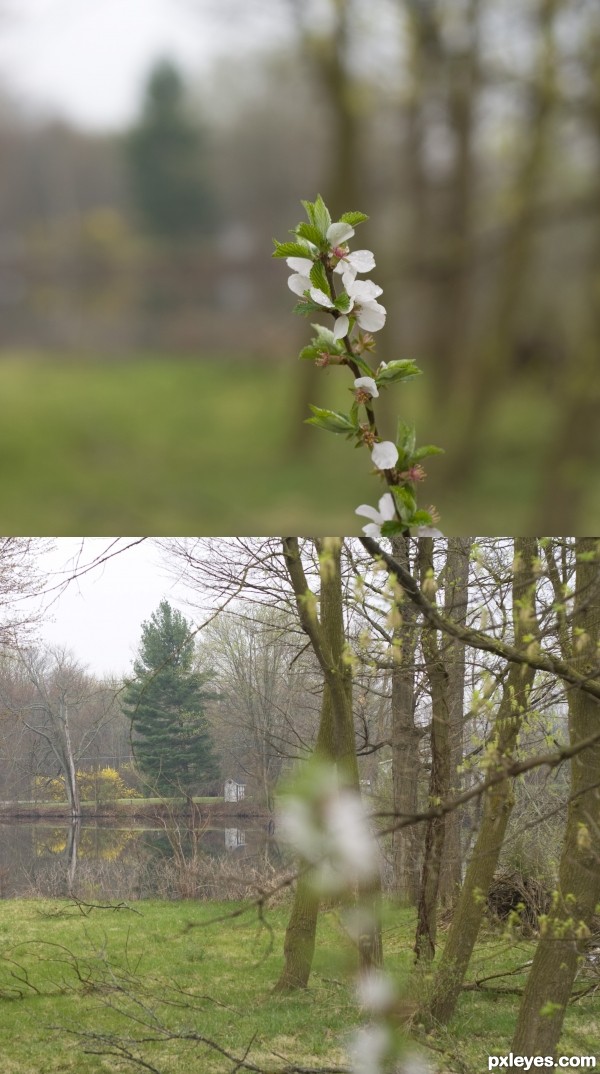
[0,0,599,533]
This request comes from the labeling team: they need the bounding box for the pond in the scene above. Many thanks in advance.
[0,817,283,901]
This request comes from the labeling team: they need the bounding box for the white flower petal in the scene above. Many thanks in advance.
[356,301,386,333]
[371,441,399,470]
[356,970,396,1013]
[287,273,311,296]
[341,268,357,290]
[286,256,314,273]
[347,249,376,273]
[355,503,382,524]
[354,376,379,398]
[326,221,355,245]
[348,279,383,300]
[310,287,335,309]
[377,493,396,520]
[333,315,349,340]
[361,523,383,538]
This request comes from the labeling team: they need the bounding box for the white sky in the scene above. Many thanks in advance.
[0,0,289,130]
[35,538,199,679]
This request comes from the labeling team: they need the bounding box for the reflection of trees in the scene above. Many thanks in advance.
[33,824,138,862]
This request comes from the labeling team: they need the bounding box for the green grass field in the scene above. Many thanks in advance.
[0,353,597,534]
[0,899,596,1073]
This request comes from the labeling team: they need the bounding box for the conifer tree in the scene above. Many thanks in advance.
[123,600,218,795]
[126,59,216,240]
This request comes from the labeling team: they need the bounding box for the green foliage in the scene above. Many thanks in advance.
[375,360,423,386]
[309,260,330,296]
[271,239,313,259]
[125,59,216,240]
[305,406,357,435]
[122,600,219,795]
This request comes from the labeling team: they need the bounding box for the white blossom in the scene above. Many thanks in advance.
[327,221,355,246]
[355,493,396,538]
[354,377,379,399]
[334,278,387,339]
[371,441,399,471]
[323,790,380,883]
[334,248,376,283]
[287,272,312,297]
[356,970,396,1014]
[348,1024,391,1074]
[286,255,315,297]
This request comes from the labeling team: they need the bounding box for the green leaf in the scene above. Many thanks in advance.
[410,509,435,526]
[305,406,357,434]
[313,194,332,236]
[301,199,316,225]
[309,260,330,296]
[335,291,351,312]
[272,239,314,259]
[296,221,326,248]
[380,520,406,537]
[298,345,320,362]
[396,420,416,460]
[311,324,338,347]
[340,211,369,227]
[376,360,422,386]
[292,299,326,316]
[412,444,445,461]
[390,484,417,520]
[352,355,376,377]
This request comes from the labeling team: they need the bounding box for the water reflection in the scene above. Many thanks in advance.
[0,818,281,900]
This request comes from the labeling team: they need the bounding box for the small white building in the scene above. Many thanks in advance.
[224,778,246,802]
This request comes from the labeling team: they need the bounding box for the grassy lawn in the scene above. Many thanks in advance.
[0,352,596,534]
[0,899,596,1074]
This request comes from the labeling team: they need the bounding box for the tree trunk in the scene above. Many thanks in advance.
[512,537,600,1055]
[439,538,472,906]
[390,534,421,903]
[426,537,538,1023]
[275,538,382,991]
[414,538,451,962]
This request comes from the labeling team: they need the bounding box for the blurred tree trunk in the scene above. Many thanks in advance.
[426,537,538,1024]
[512,538,600,1054]
[449,0,561,475]
[275,538,382,992]
[536,26,600,530]
[414,537,451,962]
[439,537,472,906]
[390,534,421,903]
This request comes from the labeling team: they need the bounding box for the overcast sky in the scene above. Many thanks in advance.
[35,538,198,678]
[0,0,289,130]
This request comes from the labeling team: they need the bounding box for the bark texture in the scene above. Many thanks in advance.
[426,537,538,1023]
[512,537,600,1055]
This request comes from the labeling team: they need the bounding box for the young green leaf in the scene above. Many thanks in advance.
[313,194,332,236]
[309,260,331,296]
[340,211,369,227]
[305,406,357,434]
[413,444,445,461]
[272,239,315,259]
[296,222,327,249]
[376,360,422,385]
[380,519,407,537]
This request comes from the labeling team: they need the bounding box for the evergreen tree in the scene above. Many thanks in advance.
[122,601,218,795]
[126,58,216,240]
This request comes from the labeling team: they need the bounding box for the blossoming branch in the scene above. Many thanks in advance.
[273,195,443,538]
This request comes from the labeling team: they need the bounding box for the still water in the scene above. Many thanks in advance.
[0,817,280,900]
